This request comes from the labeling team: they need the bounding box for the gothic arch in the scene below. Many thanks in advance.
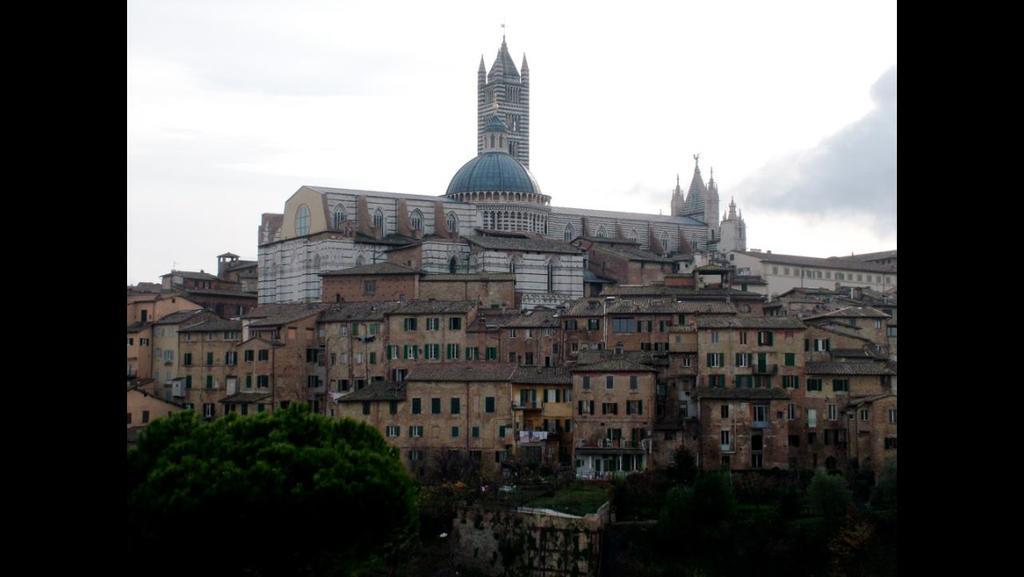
[332,204,346,229]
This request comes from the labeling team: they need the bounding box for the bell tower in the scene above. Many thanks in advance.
[478,35,530,167]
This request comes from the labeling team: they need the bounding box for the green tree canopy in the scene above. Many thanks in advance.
[127,405,418,577]
[806,468,852,526]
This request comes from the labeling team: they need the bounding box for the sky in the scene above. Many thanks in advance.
[127,0,896,284]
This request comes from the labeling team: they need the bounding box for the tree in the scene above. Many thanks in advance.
[127,405,418,577]
[806,468,853,527]
[870,459,897,511]
[666,446,698,485]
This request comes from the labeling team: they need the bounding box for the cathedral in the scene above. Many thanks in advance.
[257,37,747,306]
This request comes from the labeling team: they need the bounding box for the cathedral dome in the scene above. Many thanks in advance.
[446,152,541,195]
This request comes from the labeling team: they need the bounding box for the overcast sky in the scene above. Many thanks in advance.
[127,0,896,284]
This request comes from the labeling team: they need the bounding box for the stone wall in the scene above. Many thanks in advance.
[452,501,609,577]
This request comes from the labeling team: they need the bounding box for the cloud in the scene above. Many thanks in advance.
[734,67,896,234]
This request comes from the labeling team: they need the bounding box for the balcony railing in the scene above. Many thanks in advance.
[513,401,541,410]
[753,364,778,375]
[577,438,646,450]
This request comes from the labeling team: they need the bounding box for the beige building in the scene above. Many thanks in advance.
[126,293,201,378]
[127,382,185,446]
[383,300,479,383]
[696,387,791,470]
[845,393,897,473]
[510,366,573,465]
[728,250,896,297]
[177,318,244,418]
[334,364,517,478]
[572,359,657,479]
[150,309,215,390]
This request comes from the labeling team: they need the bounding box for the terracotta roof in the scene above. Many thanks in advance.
[831,347,888,360]
[803,306,891,321]
[467,310,523,332]
[464,235,584,255]
[601,285,764,300]
[152,309,208,326]
[334,381,407,402]
[243,303,330,327]
[500,309,560,328]
[696,387,789,400]
[805,361,895,376]
[809,322,872,341]
[320,302,402,322]
[511,366,572,385]
[182,288,258,298]
[562,297,737,317]
[846,393,896,407]
[127,321,152,333]
[179,318,243,333]
[218,392,272,404]
[162,270,220,281]
[575,350,669,368]
[572,359,656,373]
[696,316,805,329]
[406,363,517,382]
[591,243,674,263]
[391,300,477,315]
[319,262,421,277]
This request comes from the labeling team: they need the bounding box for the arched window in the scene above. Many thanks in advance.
[410,209,423,232]
[313,254,321,271]
[564,223,575,241]
[547,260,555,292]
[660,232,671,254]
[373,208,384,232]
[596,225,606,238]
[627,229,638,242]
[446,211,458,233]
[449,256,458,274]
[295,204,310,236]
[355,255,366,267]
[332,205,346,229]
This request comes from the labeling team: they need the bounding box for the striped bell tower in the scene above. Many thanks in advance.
[478,35,530,167]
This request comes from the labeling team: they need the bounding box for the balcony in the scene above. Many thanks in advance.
[513,401,541,411]
[720,444,734,453]
[577,438,645,450]
[752,420,769,429]
[753,364,778,375]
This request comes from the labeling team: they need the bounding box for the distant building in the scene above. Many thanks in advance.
[728,250,897,297]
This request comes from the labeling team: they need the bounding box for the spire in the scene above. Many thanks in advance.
[686,155,708,212]
[489,34,520,82]
[521,54,529,83]
[479,55,486,72]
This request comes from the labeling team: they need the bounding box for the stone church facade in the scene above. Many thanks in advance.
[257,38,749,305]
